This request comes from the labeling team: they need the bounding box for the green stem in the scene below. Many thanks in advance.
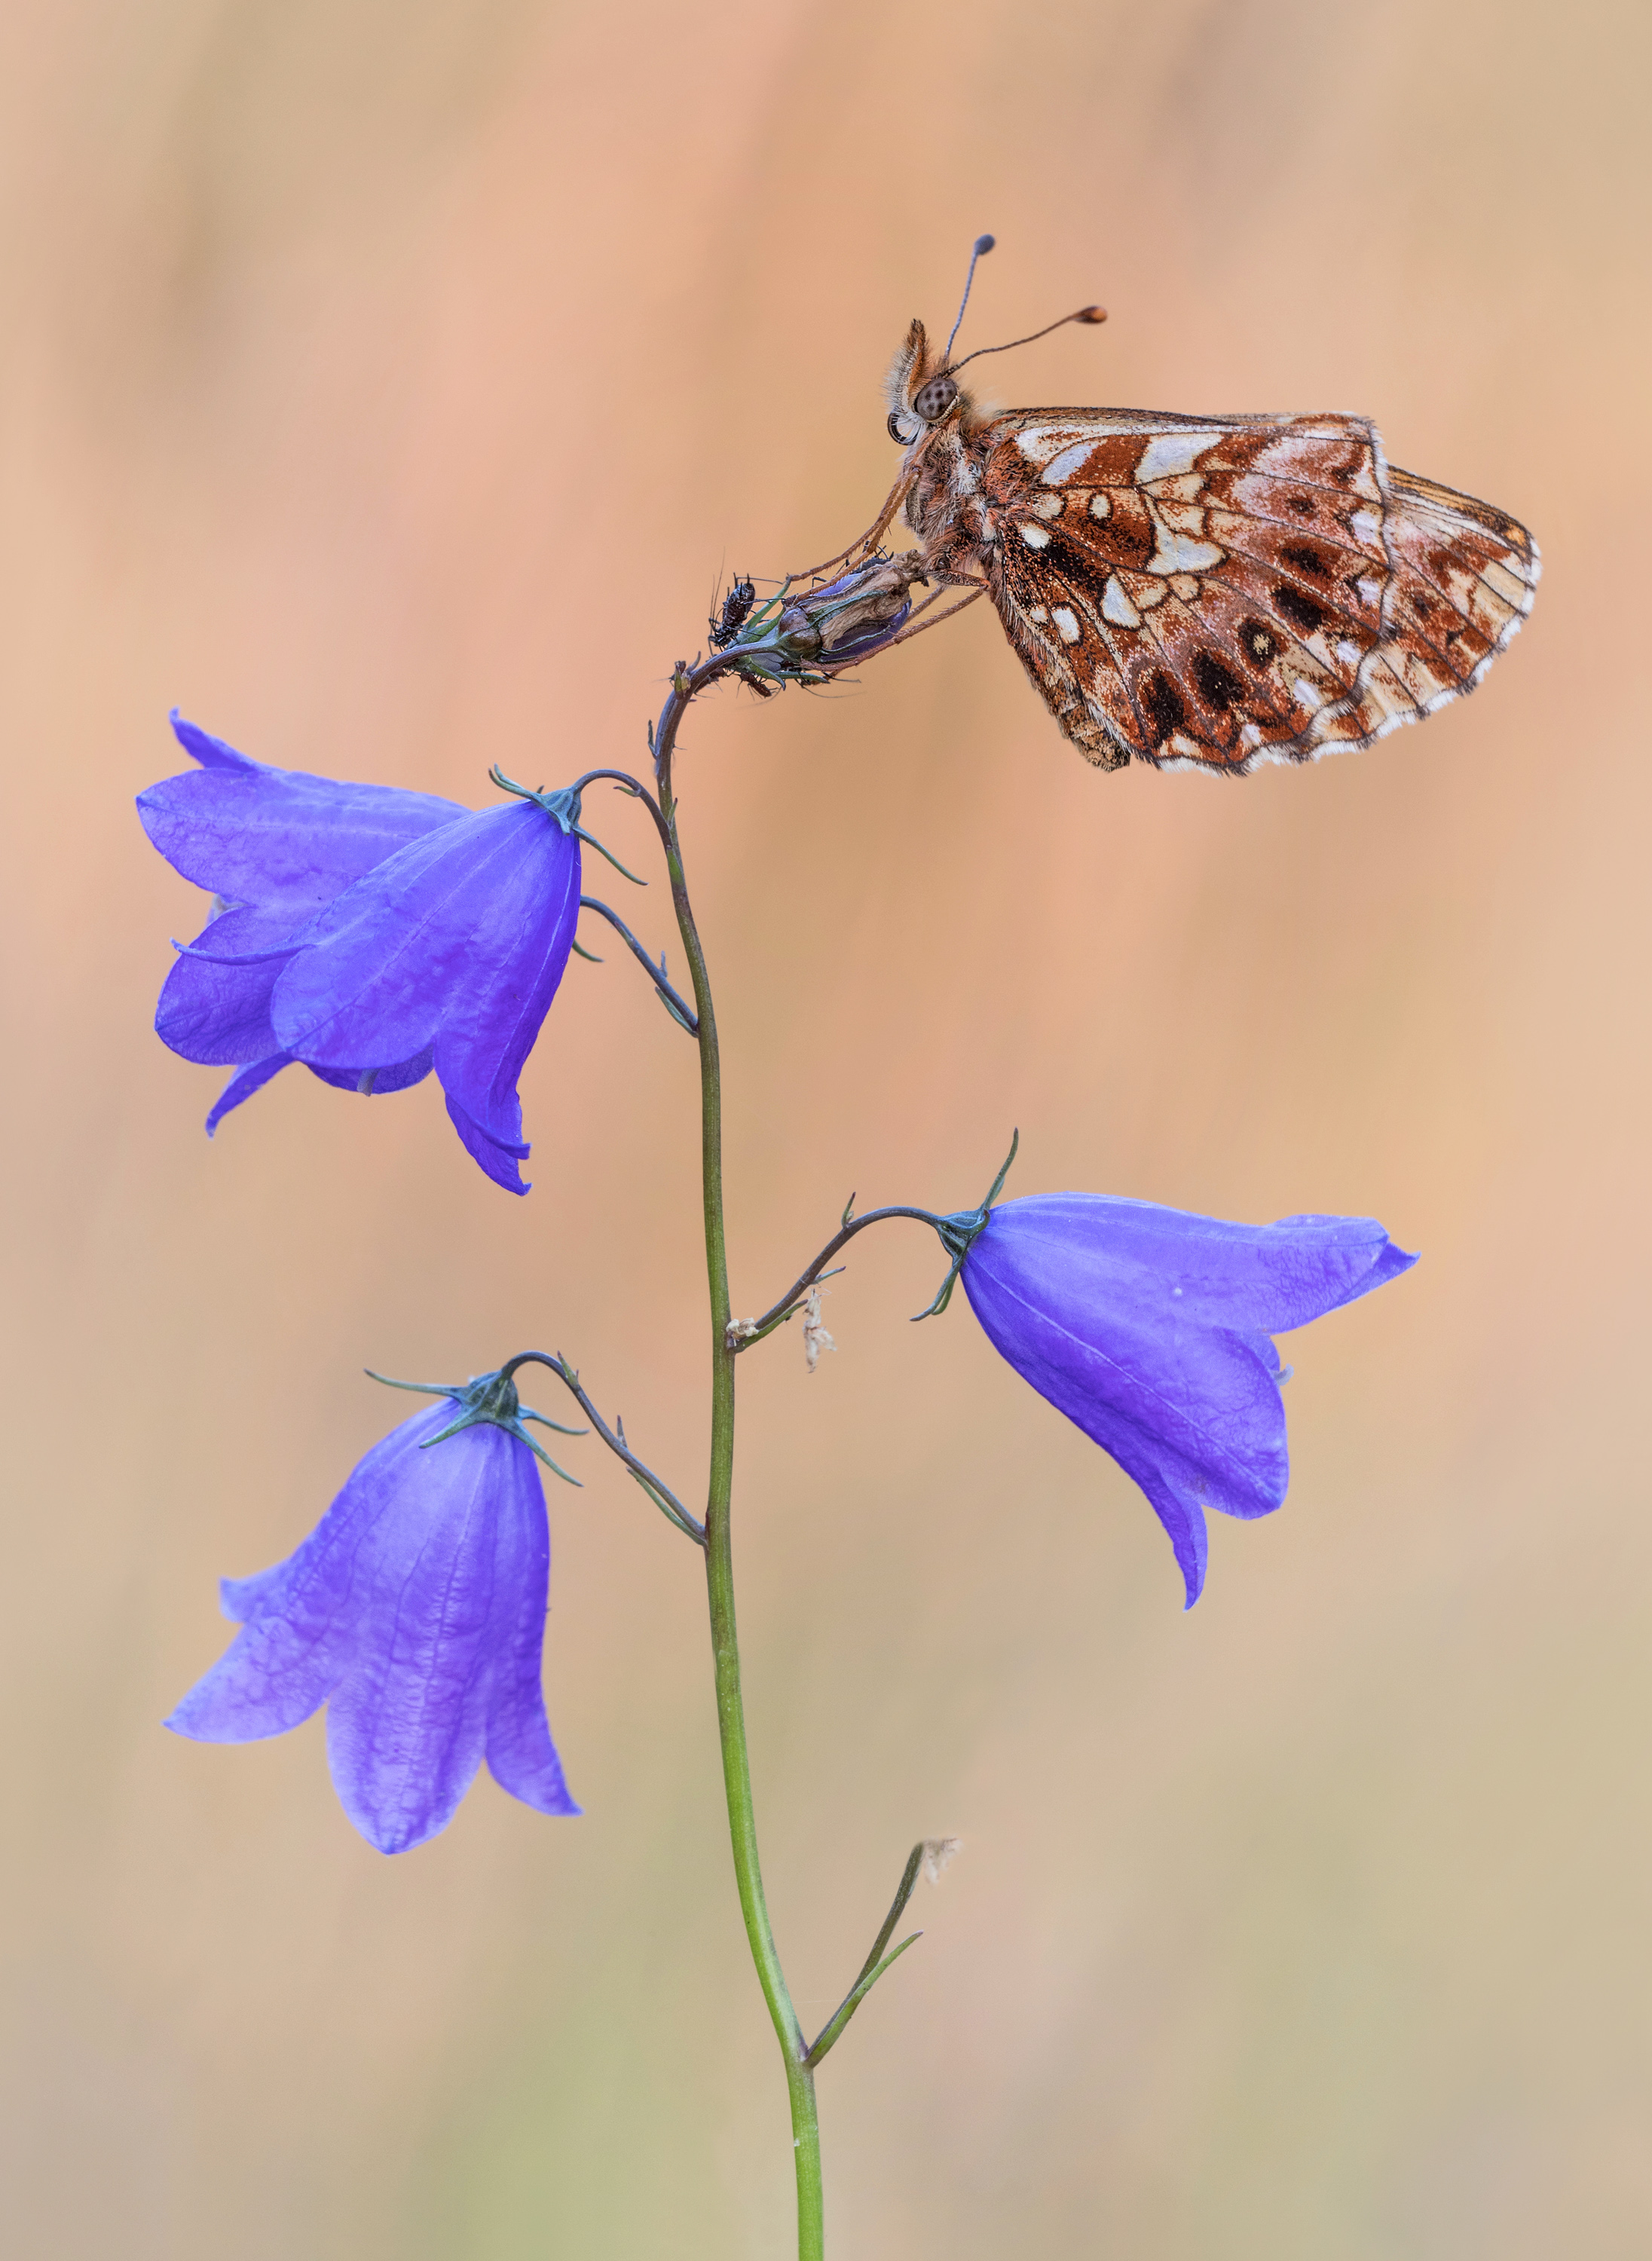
[655,666,825,2259]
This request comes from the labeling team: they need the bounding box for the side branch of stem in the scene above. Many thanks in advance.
[734,1206,950,1349]
[500,1351,703,1543]
[577,896,699,1033]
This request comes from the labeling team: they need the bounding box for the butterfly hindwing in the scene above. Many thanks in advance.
[932,408,1537,772]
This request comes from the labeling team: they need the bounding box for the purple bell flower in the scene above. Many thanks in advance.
[959,1192,1417,1607]
[139,714,585,1193]
[167,1377,581,1854]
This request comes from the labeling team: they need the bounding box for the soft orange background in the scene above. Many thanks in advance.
[2,2,1647,2253]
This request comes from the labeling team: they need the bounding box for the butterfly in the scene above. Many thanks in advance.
[876,239,1538,773]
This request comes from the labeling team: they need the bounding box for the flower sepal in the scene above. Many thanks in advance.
[367,1362,586,1485]
[486,770,647,887]
[914,1129,1020,1319]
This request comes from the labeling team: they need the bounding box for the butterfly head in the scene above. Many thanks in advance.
[886,237,1106,448]
[886,320,964,445]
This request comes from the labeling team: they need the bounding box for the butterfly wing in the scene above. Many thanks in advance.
[969,408,1538,772]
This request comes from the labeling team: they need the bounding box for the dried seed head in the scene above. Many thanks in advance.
[921,1837,962,1884]
[802,1287,837,1373]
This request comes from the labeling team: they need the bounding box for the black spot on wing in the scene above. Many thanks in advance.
[1142,672,1187,746]
[1192,650,1245,711]
[1280,543,1331,580]
[1274,583,1326,636]
[1240,618,1279,667]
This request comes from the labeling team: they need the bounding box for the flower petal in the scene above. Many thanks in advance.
[165,1410,436,1741]
[962,1264,1284,1605]
[323,1422,512,1853]
[139,714,466,915]
[157,907,301,1064]
[482,1440,580,1818]
[271,801,579,1069]
[429,821,581,1159]
[965,1223,1291,1488]
[269,801,580,1188]
[984,1195,1416,1336]
[445,1094,533,1195]
[305,1048,435,1098]
[169,713,259,773]
[962,1196,1416,1608]
[205,1053,295,1133]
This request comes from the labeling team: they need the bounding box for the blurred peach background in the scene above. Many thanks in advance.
[2,0,1647,2253]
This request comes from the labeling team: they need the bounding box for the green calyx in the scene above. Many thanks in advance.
[488,769,647,887]
[366,1365,587,1485]
[912,1128,1020,1320]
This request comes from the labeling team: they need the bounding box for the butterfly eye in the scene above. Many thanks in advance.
[912,375,959,424]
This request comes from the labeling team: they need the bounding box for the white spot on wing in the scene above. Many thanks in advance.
[1101,577,1140,628]
[1014,425,1096,467]
[1052,606,1082,644]
[1148,524,1226,575]
[1027,604,1048,622]
[1040,441,1098,487]
[1088,492,1112,521]
[1293,678,1322,710]
[1018,522,1051,550]
[1350,507,1380,545]
[1137,432,1219,484]
[1357,576,1382,605]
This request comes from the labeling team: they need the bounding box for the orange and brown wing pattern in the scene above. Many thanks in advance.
[969,410,1538,773]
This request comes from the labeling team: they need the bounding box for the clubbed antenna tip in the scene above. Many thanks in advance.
[944,234,999,364]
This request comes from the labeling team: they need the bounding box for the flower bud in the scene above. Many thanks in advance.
[775,605,823,659]
[800,554,928,665]
[729,555,931,688]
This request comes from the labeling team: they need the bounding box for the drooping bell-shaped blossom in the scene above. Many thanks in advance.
[138,714,585,1192]
[959,1194,1416,1606]
[167,1378,581,1853]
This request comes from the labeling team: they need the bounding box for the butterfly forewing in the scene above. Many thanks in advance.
[908,396,1537,773]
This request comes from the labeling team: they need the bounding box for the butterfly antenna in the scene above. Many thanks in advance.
[950,304,1108,375]
[941,234,996,367]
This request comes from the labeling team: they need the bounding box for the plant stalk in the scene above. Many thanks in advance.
[655,665,825,2259]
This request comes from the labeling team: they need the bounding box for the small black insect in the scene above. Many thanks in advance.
[709,575,757,649]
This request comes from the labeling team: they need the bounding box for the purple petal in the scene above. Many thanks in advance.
[305,1048,435,1098]
[977,1195,1416,1338]
[169,713,259,773]
[429,826,581,1163]
[269,801,580,1187]
[962,1261,1284,1606]
[482,1441,580,1818]
[205,1053,295,1133]
[157,907,302,1065]
[445,1094,533,1196]
[139,714,467,915]
[323,1422,514,1854]
[962,1197,1417,1608]
[166,1409,439,1741]
[271,803,578,1060]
